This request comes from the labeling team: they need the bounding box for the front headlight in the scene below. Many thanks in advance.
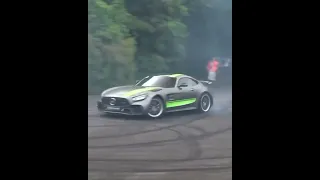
[132,94,148,102]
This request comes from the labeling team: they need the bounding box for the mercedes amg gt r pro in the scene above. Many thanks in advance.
[97,74,214,118]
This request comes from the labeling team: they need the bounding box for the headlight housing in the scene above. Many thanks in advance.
[132,94,148,102]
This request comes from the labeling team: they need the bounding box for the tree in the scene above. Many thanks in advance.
[88,0,136,94]
[125,0,189,78]
[87,0,232,93]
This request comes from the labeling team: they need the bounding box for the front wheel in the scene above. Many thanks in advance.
[198,93,212,113]
[147,97,164,118]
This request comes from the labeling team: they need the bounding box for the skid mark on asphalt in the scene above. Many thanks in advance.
[88,165,232,173]
[89,171,232,180]
[88,125,231,149]
[88,155,232,163]
[88,113,230,148]
[88,113,210,140]
[88,88,232,180]
[167,127,202,160]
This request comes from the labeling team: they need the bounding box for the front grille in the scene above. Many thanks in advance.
[101,97,130,106]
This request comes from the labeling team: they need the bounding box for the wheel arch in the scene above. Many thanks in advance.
[151,94,166,107]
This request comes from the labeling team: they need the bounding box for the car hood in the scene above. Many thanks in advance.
[101,86,162,97]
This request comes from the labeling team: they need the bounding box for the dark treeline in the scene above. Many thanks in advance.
[88,0,232,94]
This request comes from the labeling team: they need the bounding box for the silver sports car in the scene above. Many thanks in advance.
[97,74,213,118]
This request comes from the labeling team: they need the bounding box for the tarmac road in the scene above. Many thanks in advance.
[88,87,232,180]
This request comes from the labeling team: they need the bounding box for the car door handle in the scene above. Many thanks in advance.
[190,88,194,91]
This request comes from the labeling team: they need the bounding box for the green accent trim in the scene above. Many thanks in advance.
[166,98,196,108]
[123,87,158,97]
[169,74,183,78]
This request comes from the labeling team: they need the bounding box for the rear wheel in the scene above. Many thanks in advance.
[198,93,212,113]
[147,97,164,118]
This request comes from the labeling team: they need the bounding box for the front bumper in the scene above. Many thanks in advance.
[97,100,147,115]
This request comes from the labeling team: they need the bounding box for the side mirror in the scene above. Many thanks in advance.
[178,83,188,88]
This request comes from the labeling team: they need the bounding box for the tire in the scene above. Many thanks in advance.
[146,97,165,118]
[198,93,212,113]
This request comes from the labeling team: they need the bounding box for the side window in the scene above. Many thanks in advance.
[164,78,176,88]
[189,78,199,86]
[177,78,189,87]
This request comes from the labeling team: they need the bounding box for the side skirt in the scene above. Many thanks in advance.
[165,106,197,113]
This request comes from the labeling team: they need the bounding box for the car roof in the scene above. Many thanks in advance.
[151,74,184,78]
[151,74,201,84]
[153,74,199,80]
[167,74,184,78]
[159,73,197,79]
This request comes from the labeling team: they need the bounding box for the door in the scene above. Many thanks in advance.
[166,77,197,109]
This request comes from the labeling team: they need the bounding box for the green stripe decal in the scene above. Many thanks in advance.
[169,74,183,78]
[123,87,158,97]
[166,98,196,108]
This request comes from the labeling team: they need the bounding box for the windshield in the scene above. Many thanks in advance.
[136,76,176,88]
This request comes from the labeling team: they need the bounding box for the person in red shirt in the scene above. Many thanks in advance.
[207,58,219,82]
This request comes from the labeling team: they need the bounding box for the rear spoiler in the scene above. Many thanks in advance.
[199,80,212,85]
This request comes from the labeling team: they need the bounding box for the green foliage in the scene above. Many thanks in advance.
[88,0,136,94]
[88,0,232,94]
[123,0,189,77]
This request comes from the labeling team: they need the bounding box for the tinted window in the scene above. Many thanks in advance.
[136,76,176,88]
[177,78,198,87]
[189,78,199,86]
[177,78,189,87]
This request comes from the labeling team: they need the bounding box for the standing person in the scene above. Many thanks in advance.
[207,58,219,82]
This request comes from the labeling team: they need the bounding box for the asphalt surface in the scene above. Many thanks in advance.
[88,87,232,180]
